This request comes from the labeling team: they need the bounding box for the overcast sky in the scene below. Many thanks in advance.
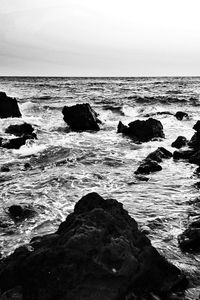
[1,0,200,76]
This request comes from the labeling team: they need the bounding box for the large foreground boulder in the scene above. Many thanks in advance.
[0,192,187,300]
[62,103,100,131]
[0,92,21,118]
[117,118,164,143]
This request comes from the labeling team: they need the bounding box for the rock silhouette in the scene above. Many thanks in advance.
[0,192,187,300]
[0,92,21,118]
[62,103,101,131]
[117,118,165,143]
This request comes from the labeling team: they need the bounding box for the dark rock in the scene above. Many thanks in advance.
[5,123,35,137]
[189,150,200,165]
[24,163,31,170]
[173,150,195,160]
[1,136,34,150]
[175,111,188,120]
[0,166,10,172]
[117,118,165,143]
[0,193,187,300]
[178,219,200,252]
[8,205,35,221]
[135,159,162,175]
[193,120,200,132]
[62,103,100,131]
[146,147,172,162]
[188,131,200,150]
[171,136,188,149]
[0,92,21,119]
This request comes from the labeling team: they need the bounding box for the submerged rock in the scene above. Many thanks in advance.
[175,111,188,120]
[8,204,35,221]
[117,118,165,143]
[62,103,101,131]
[171,136,188,149]
[0,92,21,118]
[5,123,35,137]
[0,193,187,300]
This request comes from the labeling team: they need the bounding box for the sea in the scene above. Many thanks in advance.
[0,76,200,298]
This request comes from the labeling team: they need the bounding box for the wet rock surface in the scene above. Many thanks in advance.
[117,118,165,143]
[0,92,21,119]
[175,111,189,121]
[178,218,200,253]
[171,136,188,149]
[62,103,101,131]
[8,205,36,222]
[0,193,187,300]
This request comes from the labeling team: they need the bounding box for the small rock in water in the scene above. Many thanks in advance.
[117,118,165,143]
[62,103,100,131]
[178,218,200,252]
[135,159,162,175]
[173,150,195,160]
[171,136,188,149]
[5,123,35,137]
[175,111,189,120]
[8,204,35,221]
[0,92,21,119]
[0,192,188,300]
[0,166,10,172]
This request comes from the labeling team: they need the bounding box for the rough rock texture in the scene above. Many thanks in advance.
[178,218,200,252]
[188,150,200,165]
[193,120,200,132]
[175,111,188,121]
[135,147,172,175]
[62,103,100,131]
[5,123,35,137]
[0,193,187,300]
[0,92,21,118]
[171,136,188,149]
[117,118,165,143]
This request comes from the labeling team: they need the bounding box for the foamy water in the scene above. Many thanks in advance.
[0,77,200,298]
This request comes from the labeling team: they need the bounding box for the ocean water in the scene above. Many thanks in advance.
[0,76,200,298]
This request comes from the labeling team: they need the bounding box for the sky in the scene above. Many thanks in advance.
[0,0,200,76]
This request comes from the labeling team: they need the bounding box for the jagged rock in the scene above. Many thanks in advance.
[117,118,165,143]
[62,103,100,131]
[0,92,21,118]
[8,205,35,221]
[146,147,172,162]
[173,150,195,160]
[5,123,35,137]
[178,218,200,252]
[135,159,162,175]
[0,193,187,300]
[175,111,188,120]
[171,136,188,149]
